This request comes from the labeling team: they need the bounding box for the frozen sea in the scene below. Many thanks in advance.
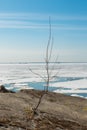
[0,62,87,98]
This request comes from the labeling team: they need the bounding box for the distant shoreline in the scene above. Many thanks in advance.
[0,62,87,64]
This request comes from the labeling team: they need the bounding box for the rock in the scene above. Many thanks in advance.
[0,89,87,130]
[0,85,14,93]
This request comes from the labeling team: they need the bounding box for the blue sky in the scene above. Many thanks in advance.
[0,0,87,62]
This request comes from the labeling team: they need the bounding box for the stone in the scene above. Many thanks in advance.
[0,85,14,93]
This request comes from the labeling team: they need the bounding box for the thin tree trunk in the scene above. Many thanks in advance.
[34,91,45,112]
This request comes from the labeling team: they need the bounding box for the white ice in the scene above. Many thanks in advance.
[0,63,87,98]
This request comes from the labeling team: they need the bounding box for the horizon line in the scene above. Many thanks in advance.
[0,61,87,64]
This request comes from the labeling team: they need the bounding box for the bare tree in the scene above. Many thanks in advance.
[28,17,59,113]
[44,17,59,92]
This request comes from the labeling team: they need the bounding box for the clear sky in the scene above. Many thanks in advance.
[0,0,87,62]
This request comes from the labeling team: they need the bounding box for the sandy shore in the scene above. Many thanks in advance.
[0,87,87,130]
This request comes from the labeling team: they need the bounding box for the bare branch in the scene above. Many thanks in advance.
[49,55,59,76]
[50,66,61,80]
[48,37,54,61]
[46,16,51,63]
[28,67,46,82]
